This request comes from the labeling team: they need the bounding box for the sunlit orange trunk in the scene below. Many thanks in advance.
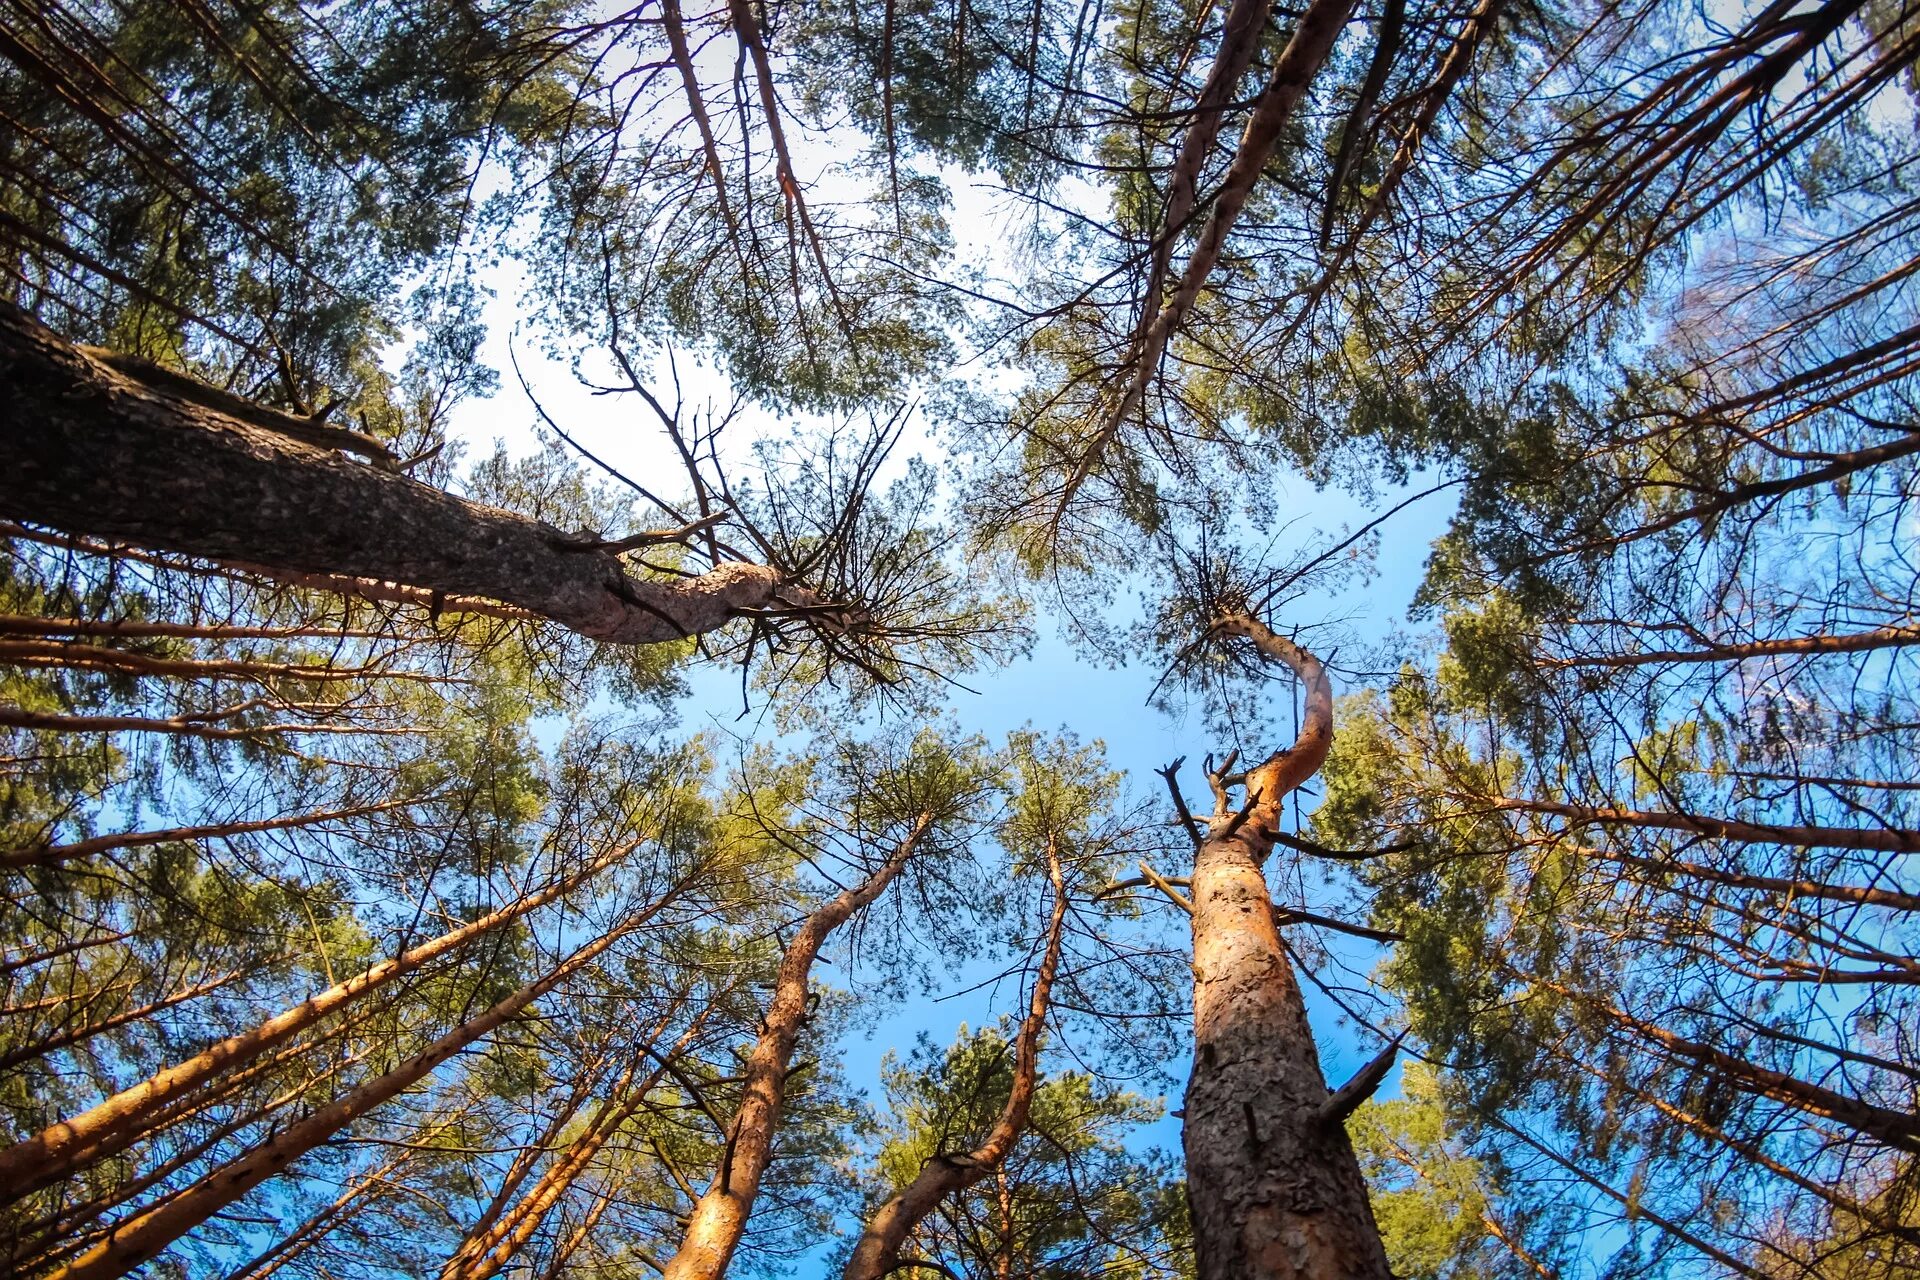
[1182,615,1391,1280]
[841,840,1068,1280]
[448,1000,710,1280]
[0,840,669,1199]
[659,813,933,1280]
[46,921,638,1280]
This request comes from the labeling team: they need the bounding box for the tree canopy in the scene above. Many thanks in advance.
[2,0,1916,1277]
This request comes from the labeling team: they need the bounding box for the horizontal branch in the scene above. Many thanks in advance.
[7,795,426,870]
[1270,904,1405,942]
[0,704,414,741]
[1488,796,1920,855]
[1545,622,1920,668]
[1592,846,1920,913]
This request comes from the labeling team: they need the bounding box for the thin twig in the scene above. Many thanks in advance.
[1157,757,1204,848]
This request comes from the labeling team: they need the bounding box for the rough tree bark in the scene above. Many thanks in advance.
[0,303,787,645]
[658,812,934,1280]
[840,838,1069,1280]
[1183,613,1392,1280]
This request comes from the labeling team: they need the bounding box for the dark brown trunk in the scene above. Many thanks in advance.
[0,613,389,641]
[1296,0,1504,316]
[1528,975,1920,1153]
[1565,1053,1918,1242]
[0,702,412,741]
[8,795,423,869]
[0,303,783,646]
[0,636,455,683]
[1591,845,1920,913]
[1545,621,1920,667]
[1486,795,1920,854]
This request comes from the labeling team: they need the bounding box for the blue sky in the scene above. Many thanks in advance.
[444,265,1460,1252]
[427,120,1472,1260]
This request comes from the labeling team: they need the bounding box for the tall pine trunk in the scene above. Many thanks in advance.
[0,842,669,1197]
[44,919,640,1280]
[0,303,782,645]
[1183,615,1392,1280]
[841,838,1069,1280]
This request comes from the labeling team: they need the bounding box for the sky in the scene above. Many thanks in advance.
[439,153,1464,1260]
[248,1,1920,1268]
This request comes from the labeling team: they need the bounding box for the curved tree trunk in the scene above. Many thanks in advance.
[659,813,934,1280]
[1183,614,1392,1280]
[841,839,1069,1280]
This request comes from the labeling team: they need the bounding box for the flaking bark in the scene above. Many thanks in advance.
[1183,614,1392,1280]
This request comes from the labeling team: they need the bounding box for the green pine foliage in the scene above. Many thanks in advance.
[4,0,1918,1275]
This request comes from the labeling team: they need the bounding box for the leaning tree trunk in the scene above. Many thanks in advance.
[445,1001,714,1280]
[1060,0,1356,512]
[45,919,640,1280]
[1183,614,1392,1280]
[658,813,934,1280]
[841,839,1069,1280]
[0,840,672,1199]
[0,303,784,645]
